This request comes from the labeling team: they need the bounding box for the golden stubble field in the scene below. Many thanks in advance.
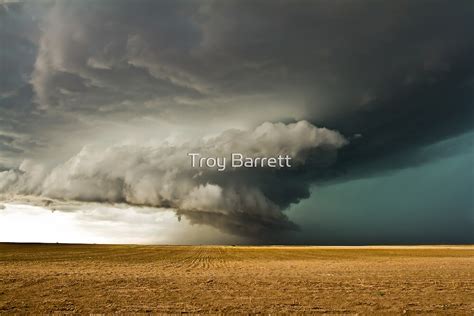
[0,244,472,314]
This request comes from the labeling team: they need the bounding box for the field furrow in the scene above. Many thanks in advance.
[0,244,472,313]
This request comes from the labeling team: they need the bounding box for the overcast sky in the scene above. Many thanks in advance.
[0,0,473,244]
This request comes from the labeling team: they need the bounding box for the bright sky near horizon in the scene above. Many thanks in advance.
[0,203,243,244]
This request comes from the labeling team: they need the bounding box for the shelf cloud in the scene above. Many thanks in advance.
[0,121,347,238]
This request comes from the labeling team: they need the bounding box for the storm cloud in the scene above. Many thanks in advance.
[0,0,473,242]
[0,121,347,238]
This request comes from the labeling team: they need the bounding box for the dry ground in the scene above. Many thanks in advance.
[0,244,472,314]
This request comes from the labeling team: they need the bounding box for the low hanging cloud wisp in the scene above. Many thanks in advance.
[0,120,347,238]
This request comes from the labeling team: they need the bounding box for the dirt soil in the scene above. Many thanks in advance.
[0,244,472,314]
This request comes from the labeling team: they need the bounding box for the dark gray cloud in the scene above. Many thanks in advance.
[0,0,473,241]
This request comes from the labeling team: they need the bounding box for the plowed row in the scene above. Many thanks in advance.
[0,244,472,313]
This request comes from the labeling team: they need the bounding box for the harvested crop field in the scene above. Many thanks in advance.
[0,244,472,314]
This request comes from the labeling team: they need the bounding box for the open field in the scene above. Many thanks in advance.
[0,244,473,313]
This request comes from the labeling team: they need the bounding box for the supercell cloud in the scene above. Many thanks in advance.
[0,121,347,238]
[0,0,473,242]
